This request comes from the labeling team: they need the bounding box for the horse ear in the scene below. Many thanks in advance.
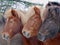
[11,9,18,17]
[34,7,40,15]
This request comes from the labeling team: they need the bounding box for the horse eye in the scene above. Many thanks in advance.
[10,19,14,23]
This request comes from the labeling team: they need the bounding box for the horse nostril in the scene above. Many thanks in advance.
[22,31,30,38]
[2,34,9,40]
[3,34,5,38]
[22,31,26,36]
[27,33,29,37]
[23,31,26,34]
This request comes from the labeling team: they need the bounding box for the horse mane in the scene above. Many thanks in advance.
[4,8,24,16]
[4,6,44,25]
[46,2,60,7]
[22,5,42,25]
[41,2,60,23]
[4,8,13,18]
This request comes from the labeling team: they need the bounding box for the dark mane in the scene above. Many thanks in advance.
[46,2,60,7]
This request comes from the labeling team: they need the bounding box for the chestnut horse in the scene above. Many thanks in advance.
[22,6,42,38]
[2,9,23,40]
[2,7,43,45]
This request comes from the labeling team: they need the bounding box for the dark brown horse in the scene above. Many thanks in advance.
[2,7,43,45]
[38,2,60,45]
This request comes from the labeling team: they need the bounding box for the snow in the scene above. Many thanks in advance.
[11,2,28,12]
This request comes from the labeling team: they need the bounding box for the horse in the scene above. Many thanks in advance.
[2,6,43,45]
[2,9,23,40]
[22,6,42,38]
[38,2,60,45]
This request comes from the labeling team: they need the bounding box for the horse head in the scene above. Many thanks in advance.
[2,9,23,40]
[22,6,42,38]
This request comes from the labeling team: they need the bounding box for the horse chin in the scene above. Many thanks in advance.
[2,33,10,40]
[22,30,31,38]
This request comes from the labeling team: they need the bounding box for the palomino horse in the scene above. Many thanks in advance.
[2,6,43,45]
[38,2,60,45]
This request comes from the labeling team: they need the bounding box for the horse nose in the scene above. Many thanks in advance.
[22,31,31,38]
[2,33,9,40]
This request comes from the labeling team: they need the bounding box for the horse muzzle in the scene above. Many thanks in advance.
[2,32,10,40]
[22,30,31,38]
